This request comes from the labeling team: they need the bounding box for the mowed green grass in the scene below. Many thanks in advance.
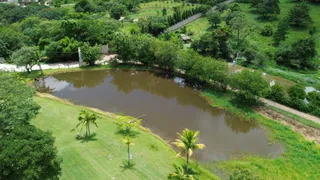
[238,0,320,55]
[186,17,210,40]
[31,97,218,180]
[129,1,199,19]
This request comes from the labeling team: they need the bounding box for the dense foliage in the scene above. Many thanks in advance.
[275,37,317,69]
[230,70,269,104]
[0,74,61,179]
[191,28,230,59]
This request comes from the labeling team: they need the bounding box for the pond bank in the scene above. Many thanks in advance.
[202,90,320,179]
[18,64,320,179]
[33,93,218,180]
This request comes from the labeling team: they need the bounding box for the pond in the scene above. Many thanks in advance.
[38,70,282,162]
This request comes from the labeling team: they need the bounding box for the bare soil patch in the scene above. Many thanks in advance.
[257,106,320,144]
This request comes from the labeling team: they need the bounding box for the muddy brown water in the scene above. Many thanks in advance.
[38,70,282,162]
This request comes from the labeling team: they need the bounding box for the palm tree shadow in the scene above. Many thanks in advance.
[115,130,140,138]
[76,133,98,143]
[182,164,199,176]
[120,161,136,172]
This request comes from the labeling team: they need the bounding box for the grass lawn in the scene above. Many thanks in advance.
[238,0,320,55]
[120,22,140,34]
[31,96,218,180]
[129,1,200,19]
[185,17,211,40]
[202,90,320,179]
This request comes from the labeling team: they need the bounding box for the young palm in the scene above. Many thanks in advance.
[76,110,98,137]
[172,129,205,171]
[168,164,195,180]
[122,137,134,165]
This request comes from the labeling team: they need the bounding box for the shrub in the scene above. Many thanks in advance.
[260,24,273,36]
[275,37,317,69]
[230,70,269,104]
[288,85,306,100]
[307,91,320,106]
[243,48,257,65]
[266,84,288,104]
[229,167,258,180]
[81,42,100,66]
[289,98,310,112]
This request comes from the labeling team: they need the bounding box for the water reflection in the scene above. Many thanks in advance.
[224,113,255,134]
[39,70,282,161]
[53,70,109,88]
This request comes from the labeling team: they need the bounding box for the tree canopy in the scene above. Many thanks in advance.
[0,73,61,179]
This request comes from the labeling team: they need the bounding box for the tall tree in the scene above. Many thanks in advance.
[273,18,289,45]
[0,125,62,180]
[122,137,134,166]
[172,129,205,172]
[76,110,98,137]
[0,74,61,179]
[208,11,221,28]
[254,0,280,18]
[275,37,317,69]
[229,13,252,47]
[287,2,313,27]
[11,46,38,73]
[0,73,39,134]
[191,28,230,59]
[230,70,269,104]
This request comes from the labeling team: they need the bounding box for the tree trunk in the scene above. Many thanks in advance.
[38,62,43,75]
[237,29,240,46]
[128,144,130,165]
[25,65,30,74]
[85,124,88,137]
[88,123,90,136]
[186,151,189,172]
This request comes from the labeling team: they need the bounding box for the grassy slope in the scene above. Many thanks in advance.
[31,96,218,180]
[129,1,199,19]
[202,90,320,179]
[122,1,200,34]
[185,17,210,40]
[239,0,320,55]
[238,1,320,88]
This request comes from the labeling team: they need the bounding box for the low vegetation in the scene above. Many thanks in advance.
[31,96,218,179]
[203,89,320,179]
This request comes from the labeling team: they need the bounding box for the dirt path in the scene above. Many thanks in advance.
[257,106,320,144]
[260,98,320,125]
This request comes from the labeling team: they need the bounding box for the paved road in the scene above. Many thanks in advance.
[165,0,235,32]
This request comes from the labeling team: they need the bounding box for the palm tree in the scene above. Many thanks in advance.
[122,137,134,165]
[168,164,195,180]
[76,110,98,137]
[172,129,205,172]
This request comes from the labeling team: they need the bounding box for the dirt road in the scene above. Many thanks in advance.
[260,98,320,124]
